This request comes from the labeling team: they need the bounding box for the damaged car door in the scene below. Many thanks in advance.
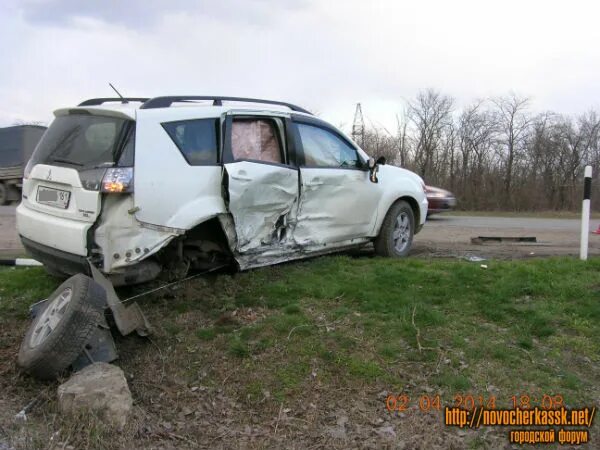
[222,113,299,254]
[292,118,381,246]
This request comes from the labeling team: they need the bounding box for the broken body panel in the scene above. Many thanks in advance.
[18,102,428,283]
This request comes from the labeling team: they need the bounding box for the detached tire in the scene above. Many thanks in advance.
[18,274,106,380]
[374,200,415,257]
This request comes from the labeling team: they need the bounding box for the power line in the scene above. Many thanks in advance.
[351,103,365,147]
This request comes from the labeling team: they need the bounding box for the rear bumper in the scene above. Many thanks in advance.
[21,235,161,286]
[16,203,91,256]
[20,236,89,276]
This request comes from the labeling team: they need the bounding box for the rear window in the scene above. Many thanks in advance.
[162,119,219,165]
[30,114,133,169]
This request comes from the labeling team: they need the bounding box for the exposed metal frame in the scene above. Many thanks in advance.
[87,261,151,337]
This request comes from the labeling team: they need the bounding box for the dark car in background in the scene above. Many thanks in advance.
[0,125,47,205]
[425,185,456,215]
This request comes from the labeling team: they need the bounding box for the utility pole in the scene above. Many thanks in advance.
[352,103,365,147]
[580,165,592,260]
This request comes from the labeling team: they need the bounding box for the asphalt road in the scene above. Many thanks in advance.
[0,205,16,216]
[426,214,586,231]
[1,205,598,258]
[419,213,599,258]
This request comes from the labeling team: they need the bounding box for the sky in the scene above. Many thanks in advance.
[1,0,599,132]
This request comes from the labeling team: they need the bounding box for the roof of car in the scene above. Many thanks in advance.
[56,96,315,121]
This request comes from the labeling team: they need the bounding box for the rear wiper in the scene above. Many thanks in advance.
[50,158,83,166]
[92,162,115,168]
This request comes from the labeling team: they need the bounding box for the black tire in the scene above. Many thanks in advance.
[374,200,415,257]
[17,274,107,380]
[0,183,7,206]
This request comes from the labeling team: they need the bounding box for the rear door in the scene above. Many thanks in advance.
[223,112,299,253]
[292,119,381,245]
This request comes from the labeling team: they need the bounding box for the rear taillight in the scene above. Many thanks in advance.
[101,167,134,193]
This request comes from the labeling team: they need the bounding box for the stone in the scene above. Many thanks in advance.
[57,362,132,428]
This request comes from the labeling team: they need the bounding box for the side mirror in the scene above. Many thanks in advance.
[376,156,386,165]
[368,157,379,183]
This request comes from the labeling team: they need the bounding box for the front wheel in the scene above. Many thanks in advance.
[374,200,415,257]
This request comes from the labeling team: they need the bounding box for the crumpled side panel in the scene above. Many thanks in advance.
[231,120,282,163]
[225,161,298,253]
[95,195,179,272]
[293,168,379,246]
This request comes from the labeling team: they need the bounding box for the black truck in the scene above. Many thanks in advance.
[0,125,47,205]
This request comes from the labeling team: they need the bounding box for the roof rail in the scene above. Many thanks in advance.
[139,96,312,114]
[78,97,149,106]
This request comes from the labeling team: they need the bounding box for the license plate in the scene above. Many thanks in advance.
[36,186,71,209]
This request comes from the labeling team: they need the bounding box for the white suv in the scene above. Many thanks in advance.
[16,96,428,285]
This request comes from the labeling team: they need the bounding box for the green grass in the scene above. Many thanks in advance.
[1,256,600,448]
[195,256,597,404]
[0,267,57,320]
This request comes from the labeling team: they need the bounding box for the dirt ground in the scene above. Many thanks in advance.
[1,207,598,449]
[2,205,599,260]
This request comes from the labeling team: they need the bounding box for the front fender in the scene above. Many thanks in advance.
[372,165,428,235]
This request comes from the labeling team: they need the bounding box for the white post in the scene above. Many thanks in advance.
[580,165,592,261]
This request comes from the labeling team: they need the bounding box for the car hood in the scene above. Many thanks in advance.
[426,185,454,197]
[383,164,425,185]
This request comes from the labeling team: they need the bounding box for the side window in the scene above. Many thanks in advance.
[296,123,361,168]
[231,119,282,164]
[162,119,218,165]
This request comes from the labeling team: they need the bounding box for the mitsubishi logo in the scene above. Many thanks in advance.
[46,169,52,181]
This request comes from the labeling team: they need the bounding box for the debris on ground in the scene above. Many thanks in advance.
[57,362,132,428]
[462,255,487,262]
[13,396,43,423]
[471,236,537,244]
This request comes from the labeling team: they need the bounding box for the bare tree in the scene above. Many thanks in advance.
[492,94,532,207]
[395,111,410,167]
[456,101,498,208]
[407,89,454,180]
[350,91,598,212]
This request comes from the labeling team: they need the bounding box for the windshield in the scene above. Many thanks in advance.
[30,113,132,170]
